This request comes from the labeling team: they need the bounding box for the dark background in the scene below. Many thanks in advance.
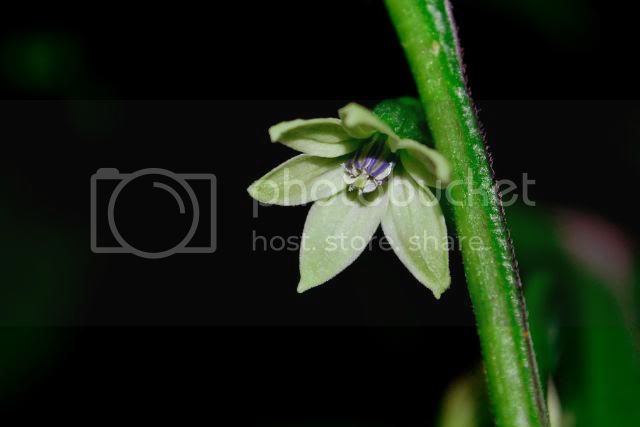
[1,0,638,425]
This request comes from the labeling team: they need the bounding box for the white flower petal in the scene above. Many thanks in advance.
[247,154,347,206]
[381,168,450,298]
[397,139,451,188]
[298,189,389,292]
[338,103,398,141]
[269,118,362,158]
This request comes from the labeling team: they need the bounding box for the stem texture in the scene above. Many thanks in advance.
[384,1,549,425]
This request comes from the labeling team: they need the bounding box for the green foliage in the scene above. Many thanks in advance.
[510,206,640,427]
[439,206,640,426]
[0,189,85,397]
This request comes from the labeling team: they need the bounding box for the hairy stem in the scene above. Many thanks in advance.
[384,1,549,425]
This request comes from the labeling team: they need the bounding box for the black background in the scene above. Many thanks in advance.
[1,1,638,425]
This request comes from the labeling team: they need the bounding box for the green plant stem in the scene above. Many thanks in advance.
[384,1,549,426]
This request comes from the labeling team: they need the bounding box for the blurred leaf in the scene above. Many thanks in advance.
[484,0,593,45]
[508,205,640,427]
[440,205,640,426]
[1,32,92,97]
[0,187,85,397]
[557,271,640,427]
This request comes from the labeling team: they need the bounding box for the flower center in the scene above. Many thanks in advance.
[343,134,395,194]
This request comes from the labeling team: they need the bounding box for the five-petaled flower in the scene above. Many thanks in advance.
[248,100,452,297]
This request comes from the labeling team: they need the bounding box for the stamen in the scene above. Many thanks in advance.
[343,134,395,194]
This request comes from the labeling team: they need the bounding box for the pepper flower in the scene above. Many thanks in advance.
[248,99,452,297]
